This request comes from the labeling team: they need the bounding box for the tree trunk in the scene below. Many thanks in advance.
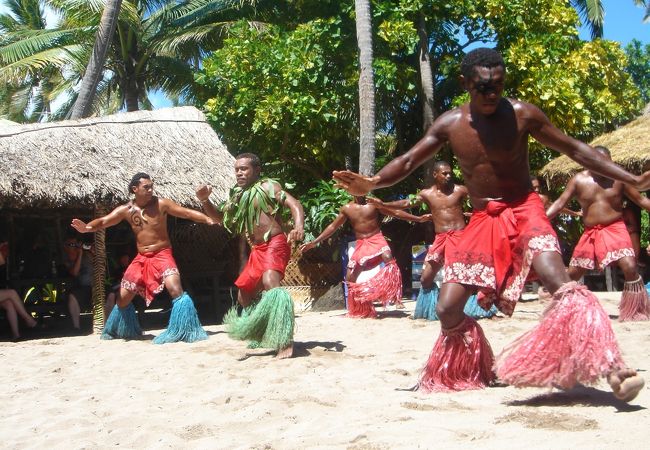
[71,0,123,119]
[417,13,437,185]
[355,0,376,176]
[91,206,107,334]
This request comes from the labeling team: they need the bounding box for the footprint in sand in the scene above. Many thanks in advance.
[495,410,598,431]
[179,423,211,441]
[400,401,436,411]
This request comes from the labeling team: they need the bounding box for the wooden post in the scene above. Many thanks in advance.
[92,206,107,334]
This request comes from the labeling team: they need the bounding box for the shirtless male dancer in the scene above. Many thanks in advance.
[72,172,214,343]
[300,196,429,318]
[197,153,304,358]
[333,47,649,400]
[546,146,650,321]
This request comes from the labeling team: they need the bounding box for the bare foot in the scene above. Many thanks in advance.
[276,342,294,359]
[396,303,405,310]
[608,369,645,402]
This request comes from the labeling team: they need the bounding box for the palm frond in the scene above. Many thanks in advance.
[0,45,86,81]
[0,28,90,64]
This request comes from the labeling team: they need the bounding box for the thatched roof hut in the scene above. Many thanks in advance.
[0,107,237,332]
[540,114,650,184]
[0,106,235,208]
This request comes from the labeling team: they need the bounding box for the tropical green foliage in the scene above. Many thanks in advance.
[301,180,351,241]
[625,39,650,104]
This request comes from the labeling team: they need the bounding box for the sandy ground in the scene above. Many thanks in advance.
[1,291,649,450]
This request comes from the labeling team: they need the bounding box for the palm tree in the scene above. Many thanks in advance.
[1,0,258,119]
[354,0,376,176]
[571,0,604,39]
[0,0,68,121]
[572,1,649,39]
[70,0,123,119]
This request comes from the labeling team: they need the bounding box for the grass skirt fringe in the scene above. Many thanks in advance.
[413,287,438,320]
[414,288,497,321]
[153,292,208,344]
[346,289,377,318]
[496,281,623,389]
[223,287,294,350]
[347,261,402,307]
[101,303,142,340]
[418,316,495,392]
[619,276,650,322]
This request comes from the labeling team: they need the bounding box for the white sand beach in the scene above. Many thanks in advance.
[1,291,649,449]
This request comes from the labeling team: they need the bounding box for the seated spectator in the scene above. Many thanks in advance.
[0,242,38,341]
[105,251,130,317]
[62,234,93,332]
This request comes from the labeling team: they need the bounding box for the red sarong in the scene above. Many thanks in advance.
[570,219,635,270]
[235,233,291,294]
[443,192,560,316]
[425,229,463,265]
[348,231,391,270]
[121,247,180,306]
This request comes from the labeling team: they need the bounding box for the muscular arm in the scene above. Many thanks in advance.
[274,182,305,242]
[371,195,423,210]
[333,115,450,195]
[195,184,224,224]
[163,199,215,225]
[528,104,649,190]
[623,185,650,212]
[546,177,577,220]
[302,212,348,249]
[374,122,447,189]
[376,205,429,222]
[72,205,128,233]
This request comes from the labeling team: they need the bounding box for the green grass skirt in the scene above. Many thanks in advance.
[223,287,294,350]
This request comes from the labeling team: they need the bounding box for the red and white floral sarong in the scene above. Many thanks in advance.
[425,229,463,265]
[569,219,635,270]
[347,231,391,270]
[121,247,180,306]
[443,192,560,316]
[235,233,291,294]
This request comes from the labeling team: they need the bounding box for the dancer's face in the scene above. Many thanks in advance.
[464,65,505,116]
[434,165,452,188]
[132,178,154,201]
[235,158,260,187]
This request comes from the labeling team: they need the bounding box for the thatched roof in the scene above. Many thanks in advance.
[0,107,236,209]
[540,114,650,183]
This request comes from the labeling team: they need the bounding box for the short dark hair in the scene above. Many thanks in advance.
[594,145,611,156]
[461,48,505,78]
[235,153,261,169]
[433,160,451,173]
[128,172,151,193]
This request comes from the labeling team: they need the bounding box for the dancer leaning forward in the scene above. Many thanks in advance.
[72,173,213,344]
[300,195,429,318]
[333,48,650,401]
[197,153,304,359]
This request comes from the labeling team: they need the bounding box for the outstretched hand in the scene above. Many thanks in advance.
[287,228,304,244]
[332,170,379,196]
[71,218,91,233]
[196,184,213,202]
[418,214,433,223]
[366,197,383,206]
[299,241,316,253]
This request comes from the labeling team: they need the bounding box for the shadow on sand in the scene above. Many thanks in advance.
[504,384,646,412]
